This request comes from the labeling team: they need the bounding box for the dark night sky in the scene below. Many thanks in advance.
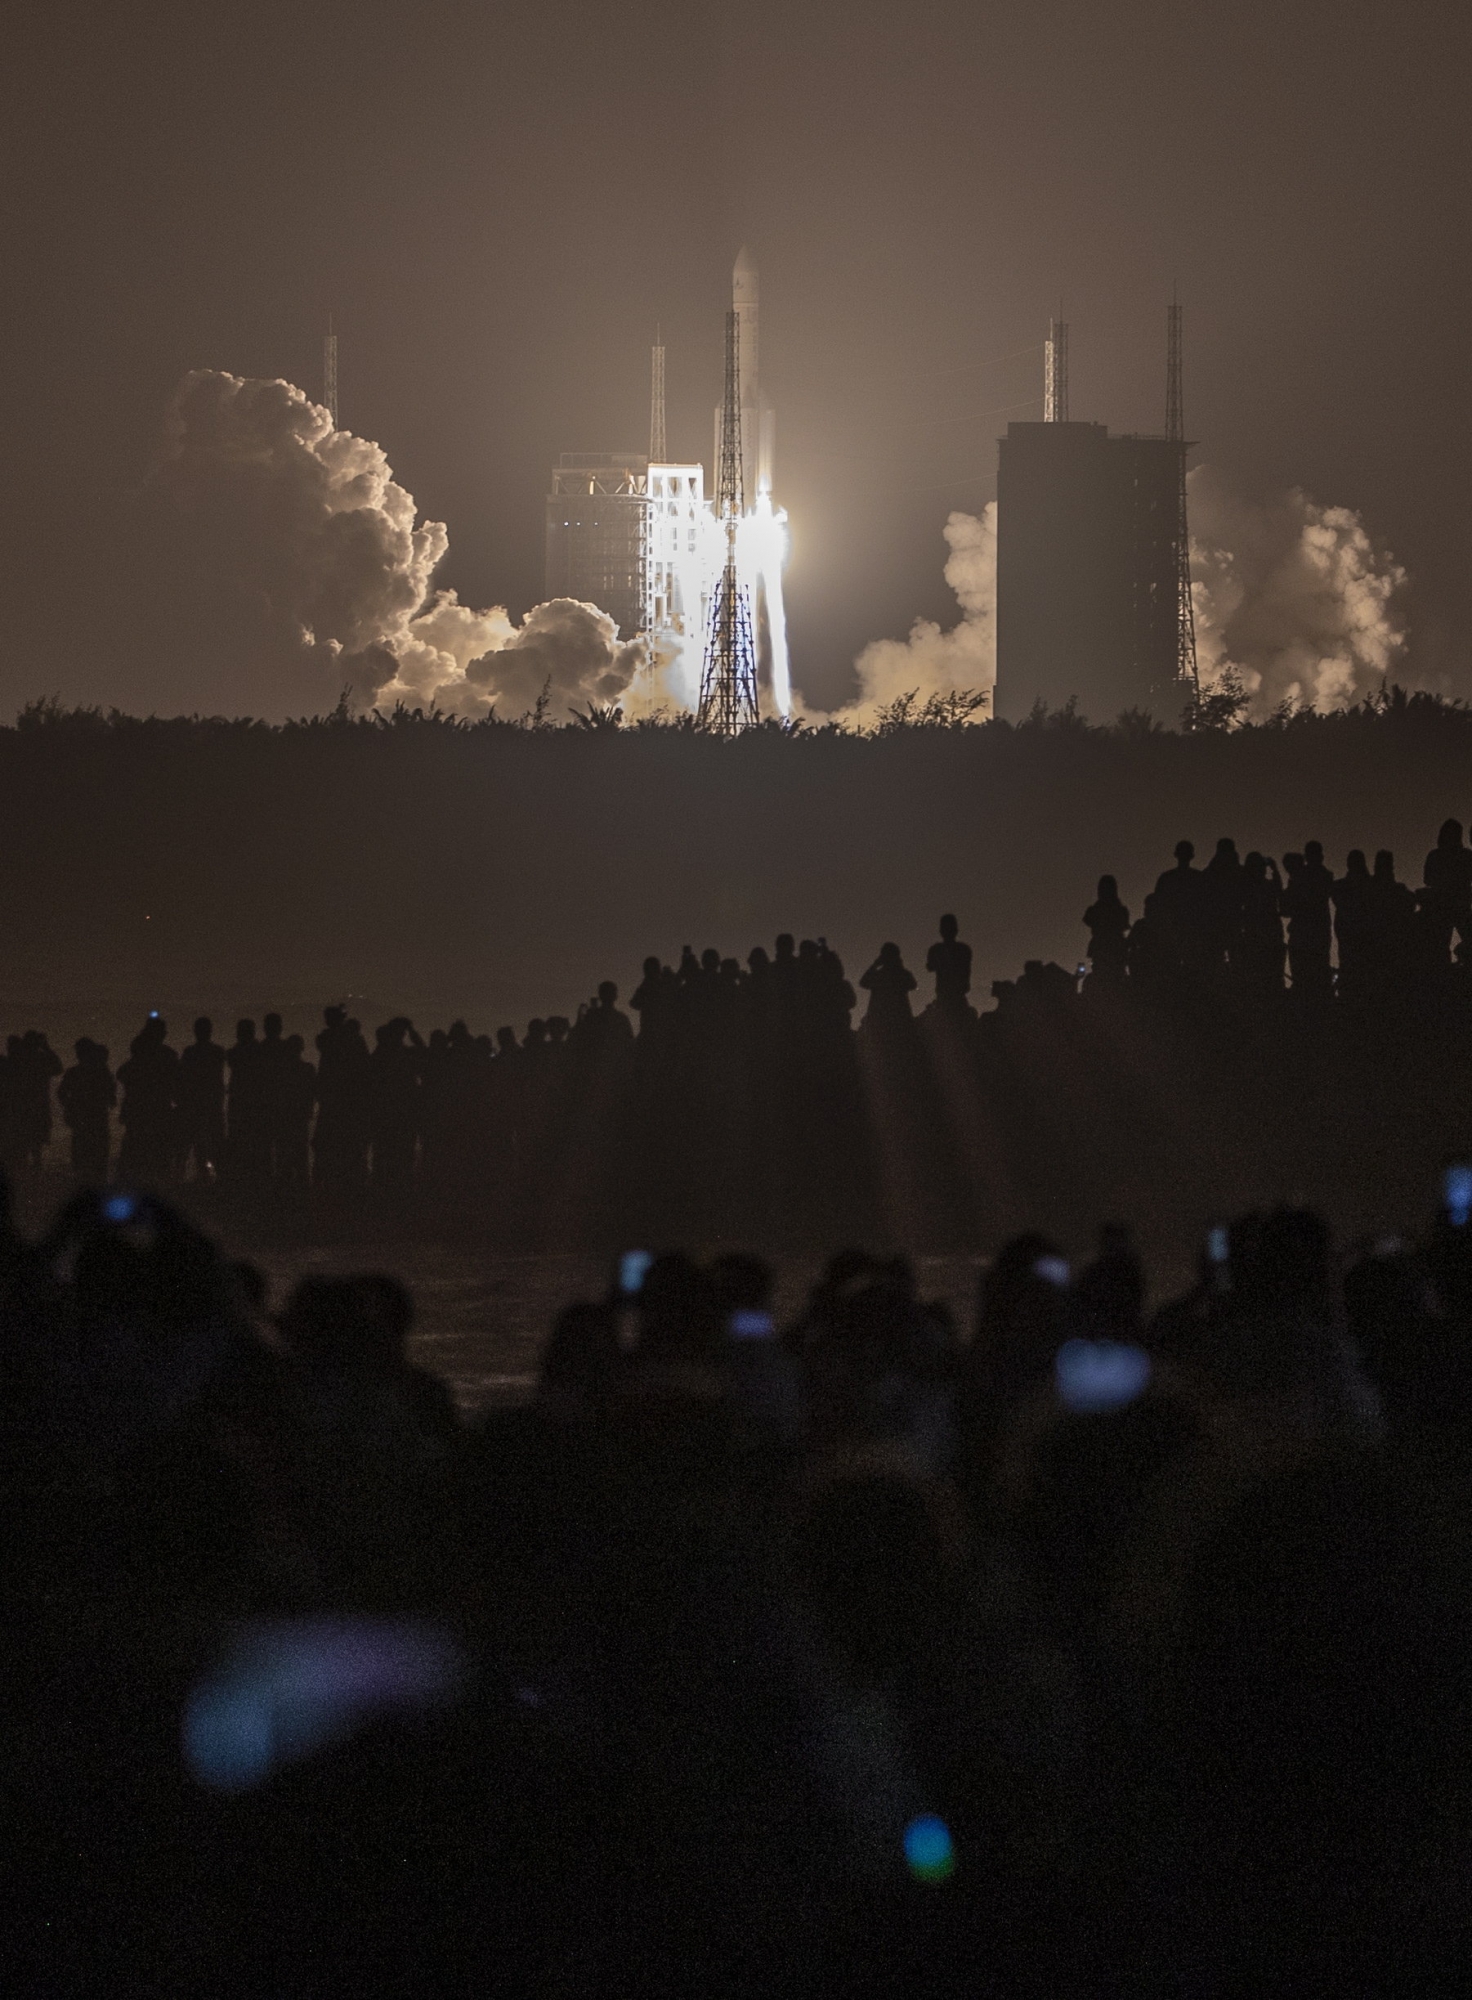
[2,0,1468,717]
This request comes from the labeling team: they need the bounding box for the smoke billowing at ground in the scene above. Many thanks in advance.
[834,508,998,723]
[1188,466,1409,717]
[828,477,1409,727]
[133,372,1411,731]
[142,372,645,721]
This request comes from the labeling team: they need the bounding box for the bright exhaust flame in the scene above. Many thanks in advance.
[740,492,792,718]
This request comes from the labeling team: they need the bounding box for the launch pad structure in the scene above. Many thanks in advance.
[544,248,785,728]
[544,454,651,645]
[994,303,1200,723]
[697,309,760,733]
[1166,297,1200,701]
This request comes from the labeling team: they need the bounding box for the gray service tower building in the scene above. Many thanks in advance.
[993,314,1196,723]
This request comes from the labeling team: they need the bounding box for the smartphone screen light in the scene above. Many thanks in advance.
[904,1814,956,1883]
[618,1249,653,1297]
[1056,1339,1152,1414]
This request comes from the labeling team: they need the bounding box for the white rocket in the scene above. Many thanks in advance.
[720,248,775,504]
[732,246,775,500]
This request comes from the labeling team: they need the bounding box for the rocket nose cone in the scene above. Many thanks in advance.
[734,245,757,295]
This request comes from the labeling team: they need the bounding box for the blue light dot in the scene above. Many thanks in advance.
[903,1813,956,1882]
[102,1193,137,1224]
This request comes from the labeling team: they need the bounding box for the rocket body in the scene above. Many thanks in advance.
[732,247,770,498]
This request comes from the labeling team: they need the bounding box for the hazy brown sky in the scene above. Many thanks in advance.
[2,0,1468,716]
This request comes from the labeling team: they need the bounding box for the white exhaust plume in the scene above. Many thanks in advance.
[829,507,997,724]
[827,471,1408,728]
[1188,465,1408,715]
[142,371,646,719]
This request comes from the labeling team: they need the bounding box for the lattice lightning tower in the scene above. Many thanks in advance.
[1044,314,1068,422]
[698,309,760,733]
[649,332,666,464]
[323,320,339,428]
[1166,296,1200,698]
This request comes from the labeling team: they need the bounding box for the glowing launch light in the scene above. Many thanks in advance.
[904,1814,956,1882]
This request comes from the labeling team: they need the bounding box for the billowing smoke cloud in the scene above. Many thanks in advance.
[833,506,996,724]
[140,371,644,718]
[1188,465,1407,715]
[380,593,644,718]
[828,473,1408,729]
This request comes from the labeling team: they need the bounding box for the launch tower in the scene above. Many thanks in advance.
[698,310,760,732]
[1044,315,1068,423]
[994,313,1199,723]
[323,321,338,428]
[1166,297,1199,700]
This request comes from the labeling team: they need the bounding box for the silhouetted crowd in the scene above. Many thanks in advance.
[1081,820,1472,1003]
[9,1177,1472,1994]
[5,817,1472,1248]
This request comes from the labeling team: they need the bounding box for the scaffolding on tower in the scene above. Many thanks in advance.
[323,320,339,428]
[1166,296,1200,699]
[1044,313,1068,422]
[649,331,666,463]
[698,309,760,734]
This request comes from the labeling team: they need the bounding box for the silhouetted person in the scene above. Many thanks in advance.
[814,938,857,1032]
[314,1005,371,1195]
[1421,817,1472,966]
[1203,836,1245,976]
[1239,851,1285,995]
[1332,850,1373,999]
[259,1011,291,1185]
[370,1017,423,1195]
[1125,892,1168,995]
[177,1016,226,1182]
[1075,1221,1145,1342]
[925,913,974,1016]
[1083,875,1131,986]
[859,942,917,1033]
[1282,847,1333,1000]
[1154,839,1210,979]
[575,981,634,1053]
[0,1041,21,1181]
[58,1038,115,1183]
[8,1030,62,1176]
[631,956,677,1052]
[116,1014,179,1185]
[279,1034,316,1190]
[226,1018,269,1189]
[1366,849,1418,989]
[771,932,800,1032]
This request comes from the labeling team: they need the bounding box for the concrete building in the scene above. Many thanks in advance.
[994,420,1188,723]
[544,453,650,641]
